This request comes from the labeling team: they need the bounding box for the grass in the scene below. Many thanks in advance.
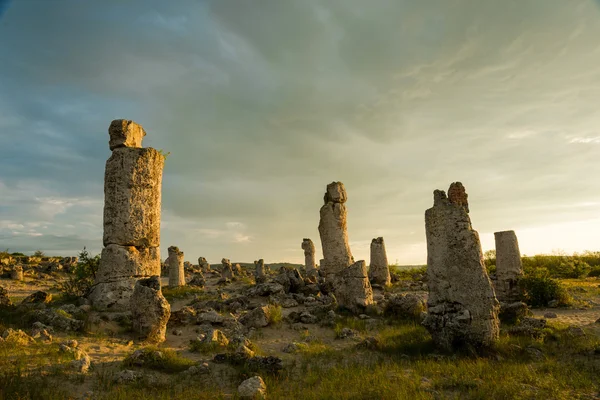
[161,286,206,301]
[122,347,196,373]
[266,305,283,325]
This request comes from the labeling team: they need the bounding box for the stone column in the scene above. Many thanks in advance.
[167,246,186,287]
[301,238,318,278]
[494,230,523,303]
[318,182,354,277]
[90,120,164,311]
[422,182,500,350]
[130,276,170,343]
[369,237,391,286]
[221,258,234,279]
[198,257,211,272]
[254,259,267,284]
[334,260,374,313]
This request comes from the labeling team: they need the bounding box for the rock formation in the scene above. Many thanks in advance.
[301,238,318,278]
[198,257,211,272]
[90,119,164,310]
[318,182,354,277]
[254,259,267,284]
[422,182,500,350]
[11,265,23,281]
[494,230,524,303]
[167,246,185,287]
[221,258,234,279]
[130,276,170,343]
[369,237,391,286]
[333,260,374,313]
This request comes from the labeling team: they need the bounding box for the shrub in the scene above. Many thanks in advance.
[266,305,282,325]
[57,247,100,299]
[519,275,571,307]
[587,267,600,278]
[122,347,195,373]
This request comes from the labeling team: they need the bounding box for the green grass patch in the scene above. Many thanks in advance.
[122,347,195,374]
[161,286,205,301]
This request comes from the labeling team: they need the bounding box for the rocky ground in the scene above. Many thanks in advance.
[1,264,600,399]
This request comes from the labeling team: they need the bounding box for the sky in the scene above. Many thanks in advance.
[1,0,600,265]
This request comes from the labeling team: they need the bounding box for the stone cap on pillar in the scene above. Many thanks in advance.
[109,119,147,150]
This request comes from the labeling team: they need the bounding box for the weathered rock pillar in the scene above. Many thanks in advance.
[254,259,267,284]
[221,258,234,279]
[494,231,523,303]
[198,257,211,272]
[301,239,318,278]
[369,237,391,286]
[167,246,185,287]
[318,182,354,277]
[334,260,374,313]
[422,182,500,350]
[130,276,170,343]
[90,120,164,310]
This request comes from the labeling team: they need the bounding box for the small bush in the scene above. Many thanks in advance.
[519,275,571,307]
[57,247,99,299]
[266,305,282,325]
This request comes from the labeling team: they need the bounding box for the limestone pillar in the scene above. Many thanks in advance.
[90,120,164,310]
[254,259,267,284]
[494,230,523,303]
[301,238,318,278]
[167,246,186,287]
[198,257,211,272]
[369,237,391,286]
[221,258,234,279]
[130,276,170,343]
[422,182,500,350]
[318,182,354,276]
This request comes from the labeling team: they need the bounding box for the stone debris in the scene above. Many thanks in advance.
[384,293,427,320]
[422,183,500,350]
[238,376,267,399]
[273,266,305,294]
[332,260,374,313]
[130,276,170,343]
[1,328,35,345]
[11,265,23,281]
[318,182,354,276]
[20,291,52,307]
[167,246,186,287]
[198,257,211,272]
[91,119,164,311]
[302,238,318,279]
[239,305,272,328]
[369,237,391,286]
[188,271,206,287]
[221,258,234,279]
[254,259,267,284]
[494,230,524,303]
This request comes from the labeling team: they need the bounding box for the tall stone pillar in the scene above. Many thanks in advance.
[494,230,523,303]
[167,246,186,287]
[318,182,354,277]
[90,119,164,311]
[369,237,391,286]
[301,238,318,278]
[198,257,211,272]
[254,259,267,284]
[422,182,500,350]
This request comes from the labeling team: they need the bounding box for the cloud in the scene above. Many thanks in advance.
[1,1,600,263]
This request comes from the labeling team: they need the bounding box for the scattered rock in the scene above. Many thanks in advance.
[509,317,547,338]
[239,306,271,329]
[1,328,35,345]
[385,293,426,320]
[0,286,12,307]
[498,302,530,324]
[238,376,267,399]
[114,369,144,384]
[543,312,558,319]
